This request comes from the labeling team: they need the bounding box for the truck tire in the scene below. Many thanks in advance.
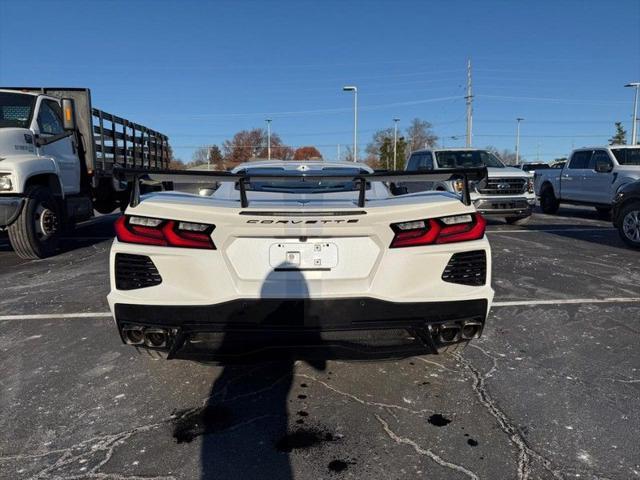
[617,201,640,249]
[8,185,62,259]
[540,186,559,214]
[505,215,530,225]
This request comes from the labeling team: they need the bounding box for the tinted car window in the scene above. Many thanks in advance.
[406,153,434,171]
[568,151,591,169]
[406,155,420,170]
[434,150,504,168]
[590,150,611,170]
[37,100,64,135]
[612,148,640,166]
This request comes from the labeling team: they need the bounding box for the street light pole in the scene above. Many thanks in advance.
[343,86,358,162]
[625,82,640,145]
[266,118,272,160]
[515,117,524,165]
[393,118,400,170]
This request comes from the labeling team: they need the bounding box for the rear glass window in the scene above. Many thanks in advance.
[239,167,370,193]
[0,92,36,128]
[612,148,640,165]
[522,163,550,172]
[434,150,504,168]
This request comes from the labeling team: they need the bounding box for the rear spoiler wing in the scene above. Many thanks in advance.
[114,166,487,209]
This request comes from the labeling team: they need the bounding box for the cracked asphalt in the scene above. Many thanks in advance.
[0,206,639,480]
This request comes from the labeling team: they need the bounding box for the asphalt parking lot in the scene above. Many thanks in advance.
[0,206,638,480]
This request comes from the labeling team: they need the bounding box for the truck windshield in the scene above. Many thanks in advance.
[435,150,505,168]
[611,148,640,166]
[240,167,370,193]
[0,92,36,128]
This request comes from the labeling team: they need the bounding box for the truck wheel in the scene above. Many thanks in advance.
[8,185,62,259]
[595,206,611,219]
[618,201,640,249]
[505,215,530,225]
[540,186,559,214]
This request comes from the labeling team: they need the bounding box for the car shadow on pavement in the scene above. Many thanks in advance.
[167,266,436,479]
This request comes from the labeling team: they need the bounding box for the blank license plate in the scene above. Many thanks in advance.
[269,242,338,269]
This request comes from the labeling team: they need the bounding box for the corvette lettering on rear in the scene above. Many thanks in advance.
[246,219,359,224]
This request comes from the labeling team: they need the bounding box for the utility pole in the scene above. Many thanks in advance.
[515,118,524,165]
[265,119,272,160]
[337,143,341,161]
[393,118,400,170]
[465,58,473,147]
[343,86,358,162]
[625,82,640,144]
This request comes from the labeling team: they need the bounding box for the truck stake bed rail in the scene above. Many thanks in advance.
[114,166,488,208]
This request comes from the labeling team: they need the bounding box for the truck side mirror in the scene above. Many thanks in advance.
[61,98,76,131]
[595,160,613,173]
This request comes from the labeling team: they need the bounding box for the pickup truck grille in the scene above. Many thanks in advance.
[477,177,526,195]
[441,251,486,286]
[115,254,162,290]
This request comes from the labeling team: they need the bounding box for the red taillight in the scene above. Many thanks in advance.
[115,216,215,249]
[390,213,485,248]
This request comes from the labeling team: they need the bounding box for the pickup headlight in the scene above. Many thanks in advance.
[527,177,534,193]
[0,175,12,191]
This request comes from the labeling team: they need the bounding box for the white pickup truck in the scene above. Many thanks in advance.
[404,148,536,225]
[0,88,169,258]
[534,146,640,215]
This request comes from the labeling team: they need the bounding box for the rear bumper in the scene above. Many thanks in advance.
[0,196,24,228]
[114,297,489,332]
[474,197,534,216]
[113,297,490,358]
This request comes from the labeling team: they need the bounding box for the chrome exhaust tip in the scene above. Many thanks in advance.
[438,324,460,343]
[144,328,168,348]
[122,325,145,345]
[460,321,483,340]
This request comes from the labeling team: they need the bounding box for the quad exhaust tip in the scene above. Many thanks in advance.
[122,326,145,345]
[144,328,168,348]
[121,325,169,348]
[460,321,482,340]
[438,324,460,343]
[436,320,483,344]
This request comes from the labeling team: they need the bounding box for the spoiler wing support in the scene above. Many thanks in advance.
[114,166,487,209]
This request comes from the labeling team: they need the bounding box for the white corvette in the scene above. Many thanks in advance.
[107,161,493,359]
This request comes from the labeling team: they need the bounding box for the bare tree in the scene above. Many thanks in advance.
[406,118,438,152]
[222,128,294,167]
[486,146,519,165]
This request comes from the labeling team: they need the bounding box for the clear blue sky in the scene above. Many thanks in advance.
[1,0,639,163]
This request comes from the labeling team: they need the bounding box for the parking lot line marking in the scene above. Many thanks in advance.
[0,312,113,321]
[493,297,640,307]
[2,296,640,321]
[487,228,616,234]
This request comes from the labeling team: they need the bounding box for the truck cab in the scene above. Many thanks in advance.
[534,146,640,215]
[405,148,535,224]
[0,88,169,259]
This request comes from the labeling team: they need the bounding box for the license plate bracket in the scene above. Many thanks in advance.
[269,242,338,269]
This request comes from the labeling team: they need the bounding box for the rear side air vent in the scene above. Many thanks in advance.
[441,250,486,286]
[115,254,162,290]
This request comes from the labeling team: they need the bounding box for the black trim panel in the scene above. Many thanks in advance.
[114,298,488,332]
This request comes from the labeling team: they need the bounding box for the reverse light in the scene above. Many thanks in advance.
[390,213,486,248]
[115,216,215,249]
